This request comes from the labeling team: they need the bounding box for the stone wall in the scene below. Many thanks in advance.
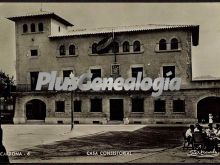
[13,88,220,124]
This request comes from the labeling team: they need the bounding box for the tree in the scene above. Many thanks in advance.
[0,71,15,98]
[0,73,11,163]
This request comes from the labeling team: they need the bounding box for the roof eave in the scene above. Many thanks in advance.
[48,26,200,40]
[7,13,73,26]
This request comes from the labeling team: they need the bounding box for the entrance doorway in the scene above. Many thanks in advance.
[26,99,46,120]
[30,72,39,91]
[197,97,220,123]
[110,99,124,121]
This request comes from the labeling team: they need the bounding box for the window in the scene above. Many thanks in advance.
[31,23,36,32]
[132,98,144,112]
[92,43,98,54]
[58,26,61,32]
[74,100,82,112]
[159,39,167,50]
[133,41,141,52]
[59,45,66,55]
[112,42,119,53]
[38,23,43,32]
[163,66,175,79]
[90,99,102,112]
[55,101,65,112]
[173,100,185,112]
[69,45,75,55]
[90,69,101,81]
[154,99,166,112]
[30,49,38,56]
[132,67,143,79]
[23,24,28,33]
[171,38,178,50]
[123,41,130,52]
[63,70,72,79]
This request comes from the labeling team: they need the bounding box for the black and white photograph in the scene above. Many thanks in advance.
[1,2,220,163]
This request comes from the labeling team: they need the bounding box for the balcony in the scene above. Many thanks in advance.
[14,84,155,95]
[15,84,49,92]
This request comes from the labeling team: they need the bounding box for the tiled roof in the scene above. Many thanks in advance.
[48,24,199,37]
[7,11,73,26]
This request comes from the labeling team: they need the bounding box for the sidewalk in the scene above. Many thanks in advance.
[2,124,144,152]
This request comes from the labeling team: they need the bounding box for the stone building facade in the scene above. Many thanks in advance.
[7,11,220,124]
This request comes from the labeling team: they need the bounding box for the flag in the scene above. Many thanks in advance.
[96,35,114,54]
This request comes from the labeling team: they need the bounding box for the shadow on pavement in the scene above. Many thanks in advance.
[10,126,187,161]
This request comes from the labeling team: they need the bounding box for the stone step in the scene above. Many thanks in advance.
[26,120,45,124]
[107,120,124,124]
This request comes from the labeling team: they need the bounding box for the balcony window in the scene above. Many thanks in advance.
[163,66,175,79]
[131,67,143,80]
[90,69,101,81]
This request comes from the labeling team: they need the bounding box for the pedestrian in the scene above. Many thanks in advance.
[209,113,213,124]
[215,124,220,137]
[194,123,203,133]
[185,125,194,143]
[206,123,216,137]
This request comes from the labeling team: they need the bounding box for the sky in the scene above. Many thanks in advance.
[0,3,220,80]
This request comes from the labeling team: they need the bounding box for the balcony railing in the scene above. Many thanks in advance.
[15,84,49,92]
[15,81,220,93]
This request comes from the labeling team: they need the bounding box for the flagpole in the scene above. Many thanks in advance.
[112,29,117,64]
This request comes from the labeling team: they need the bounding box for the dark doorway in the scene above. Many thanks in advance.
[26,99,46,120]
[110,99,124,121]
[30,72,39,91]
[197,97,220,123]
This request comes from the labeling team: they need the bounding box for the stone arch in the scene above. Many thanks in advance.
[196,95,220,123]
[25,99,46,120]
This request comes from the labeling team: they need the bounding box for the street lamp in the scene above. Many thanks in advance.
[69,72,74,131]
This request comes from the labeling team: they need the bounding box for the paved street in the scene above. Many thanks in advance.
[2,124,220,163]
[2,124,144,152]
[2,125,182,163]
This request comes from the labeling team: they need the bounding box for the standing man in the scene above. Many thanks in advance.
[185,125,195,143]
[209,113,213,124]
